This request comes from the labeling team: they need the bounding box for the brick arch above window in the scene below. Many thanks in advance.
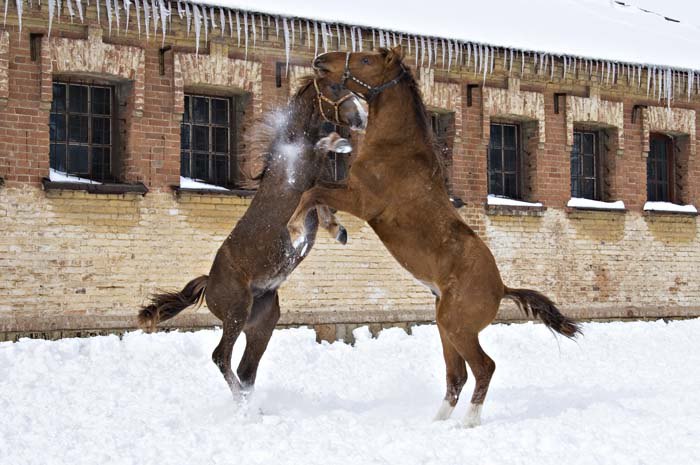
[172,40,262,119]
[40,27,145,117]
[288,65,314,97]
[565,87,624,155]
[482,78,545,149]
[642,106,696,157]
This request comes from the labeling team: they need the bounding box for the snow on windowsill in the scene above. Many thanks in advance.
[567,197,626,211]
[643,201,698,214]
[49,169,101,184]
[486,195,543,208]
[179,177,230,191]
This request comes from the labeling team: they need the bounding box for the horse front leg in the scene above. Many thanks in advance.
[288,185,367,243]
[316,205,348,245]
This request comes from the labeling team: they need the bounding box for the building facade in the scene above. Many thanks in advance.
[1,2,700,341]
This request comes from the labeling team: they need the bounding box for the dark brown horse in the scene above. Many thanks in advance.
[288,47,581,427]
[138,77,366,396]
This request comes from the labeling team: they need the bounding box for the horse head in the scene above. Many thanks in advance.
[312,76,367,131]
[313,46,406,101]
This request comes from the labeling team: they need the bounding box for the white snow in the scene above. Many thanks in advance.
[643,201,698,214]
[49,168,102,184]
[487,195,543,208]
[179,175,229,191]
[567,197,626,210]
[1,319,699,464]
[188,0,700,71]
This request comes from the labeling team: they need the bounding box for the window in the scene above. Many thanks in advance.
[488,123,519,198]
[647,134,674,202]
[50,82,114,181]
[571,130,601,200]
[181,94,235,187]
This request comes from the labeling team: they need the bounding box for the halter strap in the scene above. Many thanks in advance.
[313,78,355,125]
[342,51,407,101]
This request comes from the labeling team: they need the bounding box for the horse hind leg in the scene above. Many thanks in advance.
[437,292,497,428]
[209,281,253,399]
[237,291,281,392]
[316,205,348,245]
[433,323,468,421]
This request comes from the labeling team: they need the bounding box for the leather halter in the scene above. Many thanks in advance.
[313,78,355,125]
[341,52,407,101]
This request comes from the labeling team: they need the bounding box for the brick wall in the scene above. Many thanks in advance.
[1,7,700,339]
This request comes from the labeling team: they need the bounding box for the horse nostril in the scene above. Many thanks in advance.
[313,56,324,68]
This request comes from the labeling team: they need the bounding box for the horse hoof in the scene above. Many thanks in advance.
[336,226,348,245]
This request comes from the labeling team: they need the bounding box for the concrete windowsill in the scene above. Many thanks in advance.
[172,186,256,198]
[485,204,546,216]
[42,178,148,195]
[566,206,628,214]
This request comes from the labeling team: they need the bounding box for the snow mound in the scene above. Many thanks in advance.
[568,197,626,210]
[2,319,699,464]
[643,201,697,214]
[487,195,543,208]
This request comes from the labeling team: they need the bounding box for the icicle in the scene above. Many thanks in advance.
[313,21,318,56]
[447,40,453,71]
[66,0,74,22]
[466,43,472,69]
[135,0,142,36]
[534,53,538,73]
[562,56,567,78]
[57,0,62,23]
[306,20,311,49]
[105,0,113,35]
[521,50,525,75]
[336,24,341,50]
[48,0,55,35]
[192,4,200,54]
[287,18,292,48]
[176,0,183,18]
[474,44,479,73]
[490,46,494,74]
[420,36,425,67]
[122,0,128,31]
[113,0,120,33]
[159,0,168,44]
[242,11,247,57]
[427,38,432,68]
[357,28,362,51]
[3,0,9,28]
[200,5,206,45]
[482,45,489,83]
[378,29,384,48]
[219,7,224,37]
[343,25,348,50]
[689,70,694,101]
[414,36,418,65]
[227,10,233,38]
[282,16,290,75]
[612,63,617,84]
[274,16,278,38]
[550,55,554,80]
[371,29,375,50]
[14,0,22,31]
[392,32,397,46]
[441,39,445,68]
[252,13,257,48]
[143,0,151,39]
[235,11,240,47]
[434,39,439,67]
[321,22,328,52]
[646,66,651,96]
[350,26,356,52]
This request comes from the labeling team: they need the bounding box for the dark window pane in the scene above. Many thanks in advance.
[647,156,656,180]
[504,174,518,199]
[180,152,191,177]
[67,145,89,174]
[92,117,111,145]
[91,147,110,179]
[489,172,502,196]
[583,155,595,177]
[582,178,595,200]
[503,125,516,149]
[583,133,594,154]
[573,133,581,154]
[68,115,89,143]
[68,85,88,113]
[50,144,66,172]
[193,97,209,123]
[183,96,191,123]
[51,83,66,113]
[658,158,667,182]
[193,152,209,180]
[489,124,502,149]
[489,148,502,172]
[504,149,517,172]
[50,113,66,142]
[211,98,229,125]
[213,127,228,153]
[180,124,190,150]
[193,125,208,151]
[212,155,228,185]
[91,87,111,115]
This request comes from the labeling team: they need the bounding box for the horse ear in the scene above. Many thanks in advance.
[385,45,405,65]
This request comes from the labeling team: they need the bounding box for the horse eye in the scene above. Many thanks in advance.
[331,83,341,92]
[362,57,371,65]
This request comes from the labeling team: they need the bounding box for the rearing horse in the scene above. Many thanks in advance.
[289,47,581,427]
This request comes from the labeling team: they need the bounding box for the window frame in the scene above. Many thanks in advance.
[487,122,521,199]
[571,129,604,200]
[180,93,238,188]
[647,133,675,203]
[49,80,116,182]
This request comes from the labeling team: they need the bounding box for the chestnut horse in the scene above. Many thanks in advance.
[289,47,581,427]
[138,77,365,396]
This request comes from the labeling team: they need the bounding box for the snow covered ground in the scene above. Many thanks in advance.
[1,319,699,465]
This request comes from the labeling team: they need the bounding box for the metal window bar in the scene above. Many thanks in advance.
[487,123,520,199]
[180,94,233,187]
[49,82,113,182]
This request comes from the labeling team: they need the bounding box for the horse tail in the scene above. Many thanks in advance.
[138,275,208,332]
[503,287,581,338]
